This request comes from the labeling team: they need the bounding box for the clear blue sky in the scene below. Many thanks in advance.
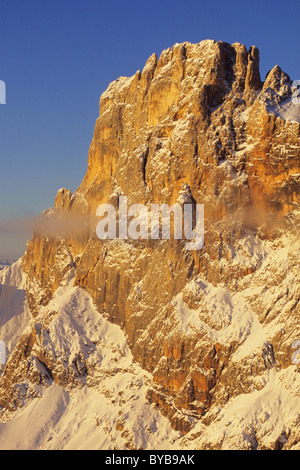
[0,0,299,259]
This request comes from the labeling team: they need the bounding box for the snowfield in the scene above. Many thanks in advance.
[0,260,31,361]
[0,261,181,450]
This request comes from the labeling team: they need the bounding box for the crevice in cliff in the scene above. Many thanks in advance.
[141,146,149,186]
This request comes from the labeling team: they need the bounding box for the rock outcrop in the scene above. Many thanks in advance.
[1,40,300,449]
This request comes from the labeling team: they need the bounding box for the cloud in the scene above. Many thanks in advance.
[0,212,94,260]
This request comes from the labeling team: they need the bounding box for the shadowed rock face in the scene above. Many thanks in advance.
[2,41,299,440]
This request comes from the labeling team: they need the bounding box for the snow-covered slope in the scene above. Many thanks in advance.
[267,97,300,124]
[180,367,300,450]
[0,260,30,366]
[0,268,181,450]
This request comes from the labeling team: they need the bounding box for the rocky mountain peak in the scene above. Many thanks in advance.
[1,40,299,449]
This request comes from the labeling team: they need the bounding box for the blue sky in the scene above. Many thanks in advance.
[0,0,299,259]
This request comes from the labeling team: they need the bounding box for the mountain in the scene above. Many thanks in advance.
[0,261,13,271]
[0,40,299,450]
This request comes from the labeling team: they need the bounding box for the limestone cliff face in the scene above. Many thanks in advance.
[2,41,300,445]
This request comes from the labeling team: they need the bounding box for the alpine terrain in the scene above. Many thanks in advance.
[0,40,299,450]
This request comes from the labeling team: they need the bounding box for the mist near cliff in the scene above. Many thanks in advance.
[0,203,296,261]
